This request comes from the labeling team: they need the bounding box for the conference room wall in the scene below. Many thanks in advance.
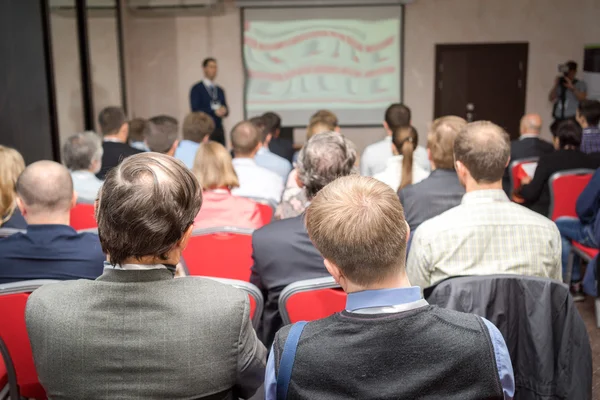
[120,0,599,152]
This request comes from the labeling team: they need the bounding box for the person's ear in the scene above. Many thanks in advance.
[178,224,195,251]
[16,197,26,216]
[505,155,511,169]
[383,121,390,133]
[455,160,468,179]
[265,133,273,146]
[168,140,179,157]
[324,259,344,286]
[71,191,78,209]
[427,148,432,161]
[391,142,399,155]
[294,169,304,188]
[202,135,210,144]
[334,126,341,134]
[120,122,129,140]
[276,128,281,138]
[404,221,411,244]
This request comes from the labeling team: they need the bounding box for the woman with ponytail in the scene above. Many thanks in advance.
[374,126,429,191]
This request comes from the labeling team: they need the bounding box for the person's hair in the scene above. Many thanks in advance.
[309,110,338,129]
[192,141,239,190]
[249,116,269,143]
[231,120,260,156]
[385,103,411,131]
[427,116,467,170]
[96,153,202,266]
[555,119,582,148]
[147,115,179,153]
[566,60,578,72]
[62,131,103,172]
[392,126,418,191]
[578,99,600,126]
[182,112,215,143]
[262,112,281,135]
[306,121,333,141]
[128,118,150,143]
[203,57,216,68]
[297,131,356,199]
[98,107,126,136]
[16,161,73,214]
[0,146,26,225]
[454,121,510,183]
[306,176,408,286]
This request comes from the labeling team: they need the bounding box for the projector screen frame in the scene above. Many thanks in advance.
[240,3,406,128]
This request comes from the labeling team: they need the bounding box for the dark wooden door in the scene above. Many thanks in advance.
[434,43,528,140]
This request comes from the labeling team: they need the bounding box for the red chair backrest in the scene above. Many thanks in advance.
[256,203,273,225]
[510,158,538,193]
[284,288,346,323]
[182,228,254,281]
[0,356,7,392]
[0,292,46,399]
[549,170,594,221]
[69,204,97,230]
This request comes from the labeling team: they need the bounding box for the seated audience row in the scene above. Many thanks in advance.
[63,131,103,204]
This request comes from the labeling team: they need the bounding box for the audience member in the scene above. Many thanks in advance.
[62,131,104,204]
[400,116,466,232]
[192,141,263,230]
[309,109,340,132]
[361,103,429,176]
[128,118,150,151]
[250,116,292,181]
[26,153,266,399]
[555,168,600,300]
[174,111,215,169]
[266,176,514,400]
[251,131,356,346]
[518,120,600,216]
[408,121,562,290]
[577,99,600,154]
[0,161,105,283]
[0,145,27,229]
[264,112,295,163]
[230,121,283,205]
[146,115,179,156]
[502,113,554,194]
[374,125,429,191]
[96,106,142,180]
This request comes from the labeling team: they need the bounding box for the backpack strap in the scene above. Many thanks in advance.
[276,321,308,400]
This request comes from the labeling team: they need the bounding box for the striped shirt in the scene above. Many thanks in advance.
[407,189,562,289]
[580,127,600,154]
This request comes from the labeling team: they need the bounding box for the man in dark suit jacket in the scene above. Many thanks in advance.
[190,58,228,146]
[96,106,142,180]
[503,113,554,194]
[250,132,357,347]
[26,153,266,400]
[0,161,105,284]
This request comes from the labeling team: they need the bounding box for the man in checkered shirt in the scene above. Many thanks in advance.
[407,121,562,290]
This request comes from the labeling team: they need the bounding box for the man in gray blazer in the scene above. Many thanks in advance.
[399,116,467,233]
[26,153,266,400]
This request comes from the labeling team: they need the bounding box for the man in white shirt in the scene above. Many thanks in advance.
[361,103,429,177]
[62,131,103,204]
[408,121,562,290]
[231,121,284,206]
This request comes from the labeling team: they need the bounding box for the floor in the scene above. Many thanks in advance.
[576,297,600,399]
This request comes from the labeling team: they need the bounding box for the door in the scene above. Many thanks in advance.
[434,43,528,140]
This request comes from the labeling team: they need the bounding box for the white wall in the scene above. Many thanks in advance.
[119,0,600,150]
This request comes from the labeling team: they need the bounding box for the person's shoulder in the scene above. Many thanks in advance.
[190,81,205,91]
[362,138,388,156]
[256,164,284,183]
[414,203,464,237]
[176,276,246,302]
[27,279,94,309]
[506,202,559,230]
[430,306,488,332]
[253,215,303,242]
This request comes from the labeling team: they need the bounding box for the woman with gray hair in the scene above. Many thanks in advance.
[62,131,104,204]
[275,131,357,219]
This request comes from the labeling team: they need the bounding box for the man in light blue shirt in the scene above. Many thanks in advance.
[231,120,283,205]
[250,115,292,181]
[174,111,215,169]
[62,131,104,204]
[265,176,514,399]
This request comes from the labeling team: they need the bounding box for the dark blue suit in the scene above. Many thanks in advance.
[0,224,105,284]
[190,81,228,146]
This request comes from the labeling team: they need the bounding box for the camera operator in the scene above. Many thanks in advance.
[549,61,587,133]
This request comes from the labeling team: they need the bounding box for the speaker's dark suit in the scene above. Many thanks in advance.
[250,215,327,347]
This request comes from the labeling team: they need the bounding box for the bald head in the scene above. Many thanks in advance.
[231,121,261,157]
[520,113,542,136]
[454,121,510,184]
[16,161,74,215]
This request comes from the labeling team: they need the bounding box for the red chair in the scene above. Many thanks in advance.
[548,169,594,221]
[0,280,60,400]
[69,204,97,230]
[181,227,254,281]
[245,197,274,225]
[509,157,538,195]
[200,277,264,329]
[0,357,8,400]
[279,277,346,325]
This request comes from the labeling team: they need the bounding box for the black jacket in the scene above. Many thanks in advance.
[518,149,600,216]
[503,137,554,195]
[250,215,326,347]
[427,275,592,400]
[96,141,143,180]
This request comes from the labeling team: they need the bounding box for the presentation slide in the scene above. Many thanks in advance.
[243,6,402,126]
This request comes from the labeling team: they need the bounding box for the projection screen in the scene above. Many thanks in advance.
[242,6,403,126]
